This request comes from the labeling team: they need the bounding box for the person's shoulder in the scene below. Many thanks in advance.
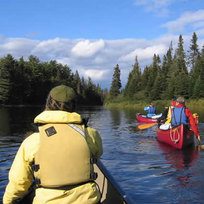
[184,107,193,115]
[22,132,40,146]
[86,126,100,136]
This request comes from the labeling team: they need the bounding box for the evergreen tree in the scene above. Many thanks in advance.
[73,70,82,95]
[191,57,204,98]
[201,45,204,57]
[0,54,104,106]
[124,56,141,97]
[0,55,13,104]
[175,35,187,74]
[150,54,161,98]
[187,32,200,70]
[143,54,160,99]
[151,72,164,100]
[9,57,25,104]
[110,64,121,98]
[141,66,151,98]
[170,35,189,97]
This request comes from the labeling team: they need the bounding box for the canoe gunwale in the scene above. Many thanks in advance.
[136,113,158,123]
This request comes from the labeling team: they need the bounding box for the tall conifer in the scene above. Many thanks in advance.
[110,64,121,98]
[188,32,200,70]
[124,56,141,97]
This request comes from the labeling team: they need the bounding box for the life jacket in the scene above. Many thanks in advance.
[165,106,173,124]
[171,106,188,126]
[148,106,156,114]
[33,123,96,188]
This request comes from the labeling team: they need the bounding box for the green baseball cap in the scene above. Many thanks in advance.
[50,85,76,102]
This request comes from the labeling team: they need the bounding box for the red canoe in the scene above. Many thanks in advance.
[157,125,194,149]
[136,113,161,123]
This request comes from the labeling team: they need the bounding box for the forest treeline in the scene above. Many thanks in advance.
[109,33,204,102]
[0,55,105,105]
[0,33,203,107]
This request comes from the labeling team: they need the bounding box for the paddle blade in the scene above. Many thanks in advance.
[137,123,157,130]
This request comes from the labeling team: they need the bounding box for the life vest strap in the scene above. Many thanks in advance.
[90,158,97,164]
[38,180,94,190]
[90,172,98,180]
[68,124,85,137]
[31,164,40,172]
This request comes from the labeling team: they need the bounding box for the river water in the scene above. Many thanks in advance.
[0,106,204,203]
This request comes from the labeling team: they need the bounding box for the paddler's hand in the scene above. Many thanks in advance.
[197,135,201,143]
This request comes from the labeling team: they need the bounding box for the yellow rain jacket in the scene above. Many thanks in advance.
[3,111,103,204]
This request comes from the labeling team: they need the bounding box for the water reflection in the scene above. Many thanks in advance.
[109,108,122,129]
[0,106,42,137]
[157,142,199,187]
[0,107,10,136]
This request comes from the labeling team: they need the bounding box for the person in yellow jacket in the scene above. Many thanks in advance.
[3,85,103,204]
[157,99,176,130]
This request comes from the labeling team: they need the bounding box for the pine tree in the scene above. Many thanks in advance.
[151,72,164,100]
[191,57,204,98]
[110,64,122,98]
[124,56,141,97]
[188,33,202,97]
[9,57,25,104]
[175,35,187,74]
[143,54,160,99]
[172,35,189,97]
[201,45,204,57]
[0,54,14,104]
[150,54,161,98]
[188,32,200,70]
[73,70,82,95]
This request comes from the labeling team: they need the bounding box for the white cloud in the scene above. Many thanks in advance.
[31,38,75,60]
[119,44,167,62]
[83,69,109,80]
[56,57,71,66]
[71,39,105,57]
[162,10,204,33]
[0,29,203,89]
[0,38,38,58]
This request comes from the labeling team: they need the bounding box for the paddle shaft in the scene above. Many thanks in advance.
[137,123,157,130]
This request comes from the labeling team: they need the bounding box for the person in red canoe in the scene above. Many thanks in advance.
[157,98,176,125]
[171,96,200,142]
[144,103,156,117]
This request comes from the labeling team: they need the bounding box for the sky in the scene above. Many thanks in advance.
[1,0,204,89]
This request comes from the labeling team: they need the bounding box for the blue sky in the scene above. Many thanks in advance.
[1,0,204,89]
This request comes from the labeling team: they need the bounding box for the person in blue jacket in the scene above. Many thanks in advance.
[144,103,156,117]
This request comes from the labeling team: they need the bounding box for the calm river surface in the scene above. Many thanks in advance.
[0,106,204,203]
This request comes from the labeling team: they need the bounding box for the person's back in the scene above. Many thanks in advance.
[148,103,156,114]
[170,96,200,142]
[171,107,188,126]
[3,85,103,204]
[171,97,189,126]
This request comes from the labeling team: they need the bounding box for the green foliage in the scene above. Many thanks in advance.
[0,54,13,104]
[108,32,204,102]
[124,56,141,97]
[110,64,122,98]
[0,55,105,106]
[187,32,200,69]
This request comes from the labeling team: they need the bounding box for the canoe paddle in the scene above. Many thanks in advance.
[137,123,157,130]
